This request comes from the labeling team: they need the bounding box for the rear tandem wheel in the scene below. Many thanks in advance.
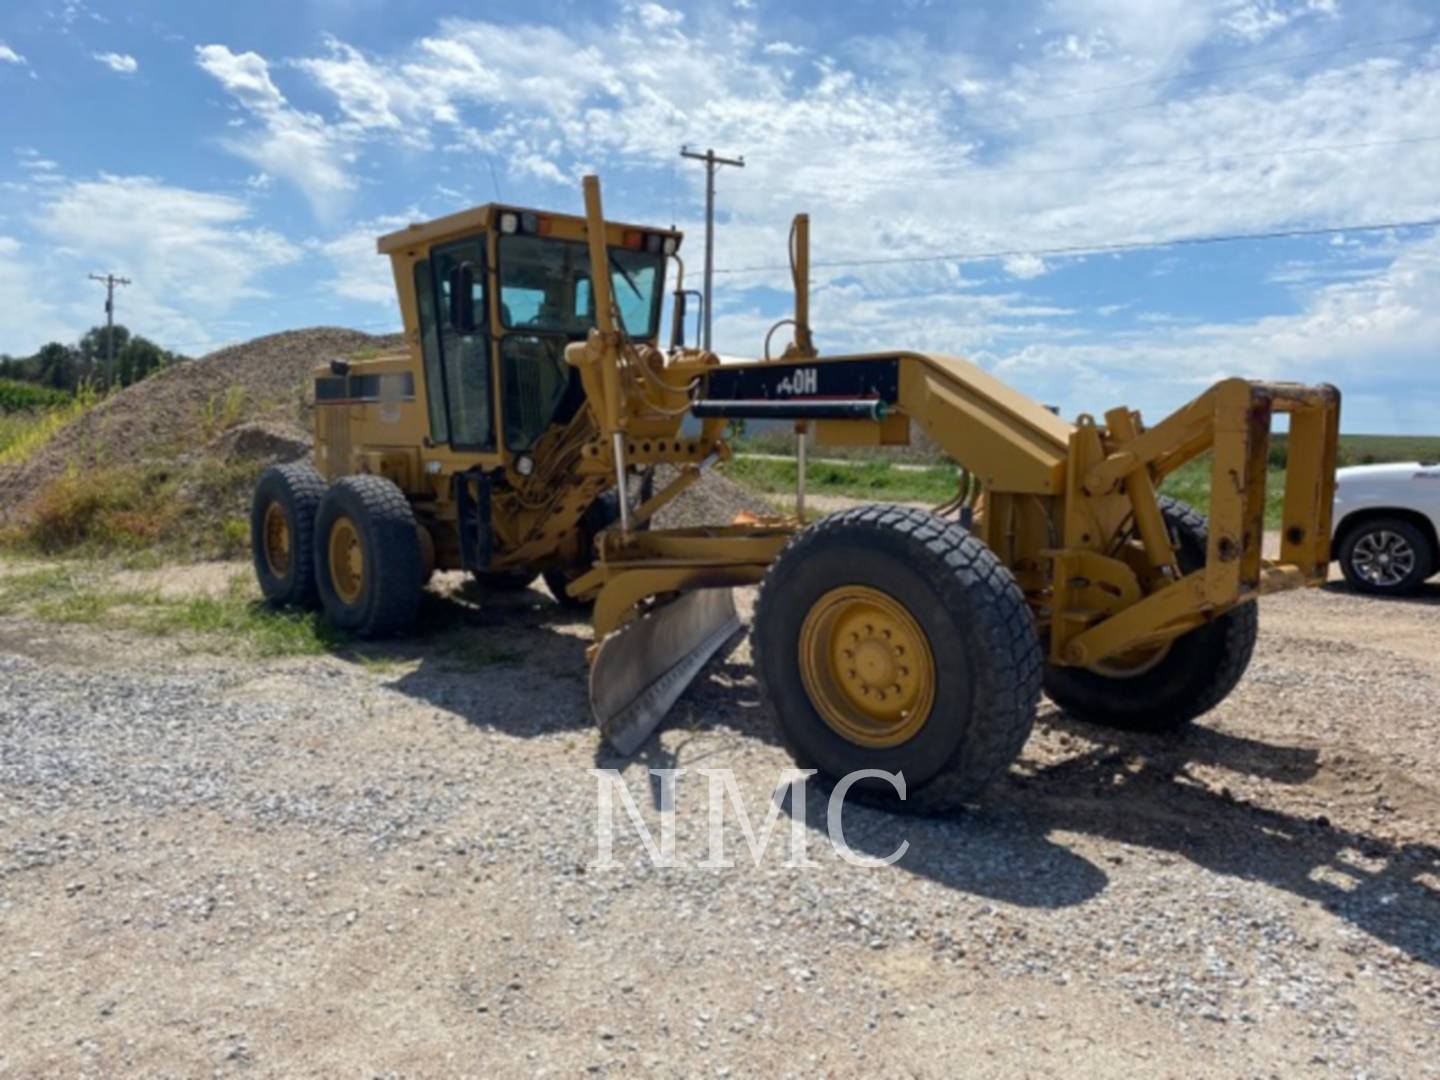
[250,462,326,610]
[313,475,423,638]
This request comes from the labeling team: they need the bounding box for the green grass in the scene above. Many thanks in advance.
[1158,458,1287,525]
[725,451,1285,522]
[725,431,1440,529]
[732,430,945,466]
[734,430,1440,470]
[1329,433,1440,466]
[0,566,345,657]
[0,379,70,412]
[722,455,962,504]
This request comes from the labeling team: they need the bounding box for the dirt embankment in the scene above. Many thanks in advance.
[0,328,400,526]
[0,326,767,541]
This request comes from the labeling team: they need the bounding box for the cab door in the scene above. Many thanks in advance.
[432,238,495,450]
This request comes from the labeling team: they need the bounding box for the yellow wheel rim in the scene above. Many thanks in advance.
[798,585,936,749]
[328,516,364,604]
[262,502,291,577]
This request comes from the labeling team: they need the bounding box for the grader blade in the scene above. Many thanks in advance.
[590,588,742,754]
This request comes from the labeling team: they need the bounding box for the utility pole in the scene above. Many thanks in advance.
[680,146,744,352]
[88,272,131,387]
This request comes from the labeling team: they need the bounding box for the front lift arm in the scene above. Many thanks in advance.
[688,349,1340,666]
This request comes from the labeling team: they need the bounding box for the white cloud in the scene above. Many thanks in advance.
[27,174,302,354]
[1003,254,1050,280]
[196,44,355,219]
[628,2,683,31]
[93,51,138,74]
[294,38,407,132]
[991,231,1440,431]
[265,3,1440,429]
[0,236,72,355]
[314,214,412,305]
[0,43,26,65]
[1221,0,1340,43]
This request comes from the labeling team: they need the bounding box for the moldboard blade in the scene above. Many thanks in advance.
[589,588,742,755]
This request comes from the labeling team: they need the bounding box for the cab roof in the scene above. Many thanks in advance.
[375,202,683,256]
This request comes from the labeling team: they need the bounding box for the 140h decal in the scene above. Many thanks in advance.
[774,367,819,396]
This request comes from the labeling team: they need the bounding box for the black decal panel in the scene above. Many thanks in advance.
[704,358,899,404]
[315,372,416,403]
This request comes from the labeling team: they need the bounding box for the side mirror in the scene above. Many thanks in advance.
[448,261,477,333]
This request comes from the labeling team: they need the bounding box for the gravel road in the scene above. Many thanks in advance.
[1,567,1437,1076]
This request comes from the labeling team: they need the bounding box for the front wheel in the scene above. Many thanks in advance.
[314,475,422,638]
[753,505,1042,810]
[1043,497,1258,732]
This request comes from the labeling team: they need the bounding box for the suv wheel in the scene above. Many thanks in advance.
[1338,517,1434,596]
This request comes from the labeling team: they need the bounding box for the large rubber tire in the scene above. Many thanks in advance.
[753,505,1043,810]
[250,462,325,610]
[314,475,422,638]
[1043,497,1258,733]
[1337,516,1434,596]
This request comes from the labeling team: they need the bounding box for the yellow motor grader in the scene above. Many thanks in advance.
[251,175,1339,806]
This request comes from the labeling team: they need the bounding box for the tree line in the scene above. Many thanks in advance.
[0,326,189,395]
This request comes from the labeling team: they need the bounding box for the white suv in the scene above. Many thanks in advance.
[1331,462,1440,595]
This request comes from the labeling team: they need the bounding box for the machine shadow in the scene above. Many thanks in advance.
[370,580,600,740]
[996,706,1440,967]
[365,600,1438,964]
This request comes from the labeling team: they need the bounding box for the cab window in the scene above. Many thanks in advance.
[431,239,494,449]
[497,235,663,338]
[412,259,449,443]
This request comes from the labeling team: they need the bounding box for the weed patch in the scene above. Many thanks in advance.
[0,386,101,467]
[4,458,263,560]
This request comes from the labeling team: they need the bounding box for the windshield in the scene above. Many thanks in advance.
[498,234,663,338]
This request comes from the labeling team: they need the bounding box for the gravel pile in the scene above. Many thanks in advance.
[0,326,769,536]
[0,328,399,523]
[650,464,771,529]
[0,577,1436,1074]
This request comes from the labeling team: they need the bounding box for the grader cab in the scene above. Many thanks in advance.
[251,175,1340,807]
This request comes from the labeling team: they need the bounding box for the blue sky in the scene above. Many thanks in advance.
[1,0,1438,432]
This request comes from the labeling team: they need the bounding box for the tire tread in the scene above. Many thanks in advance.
[753,503,1043,810]
[251,462,326,609]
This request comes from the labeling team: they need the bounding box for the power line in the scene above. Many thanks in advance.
[854,132,1440,186]
[713,216,1440,277]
